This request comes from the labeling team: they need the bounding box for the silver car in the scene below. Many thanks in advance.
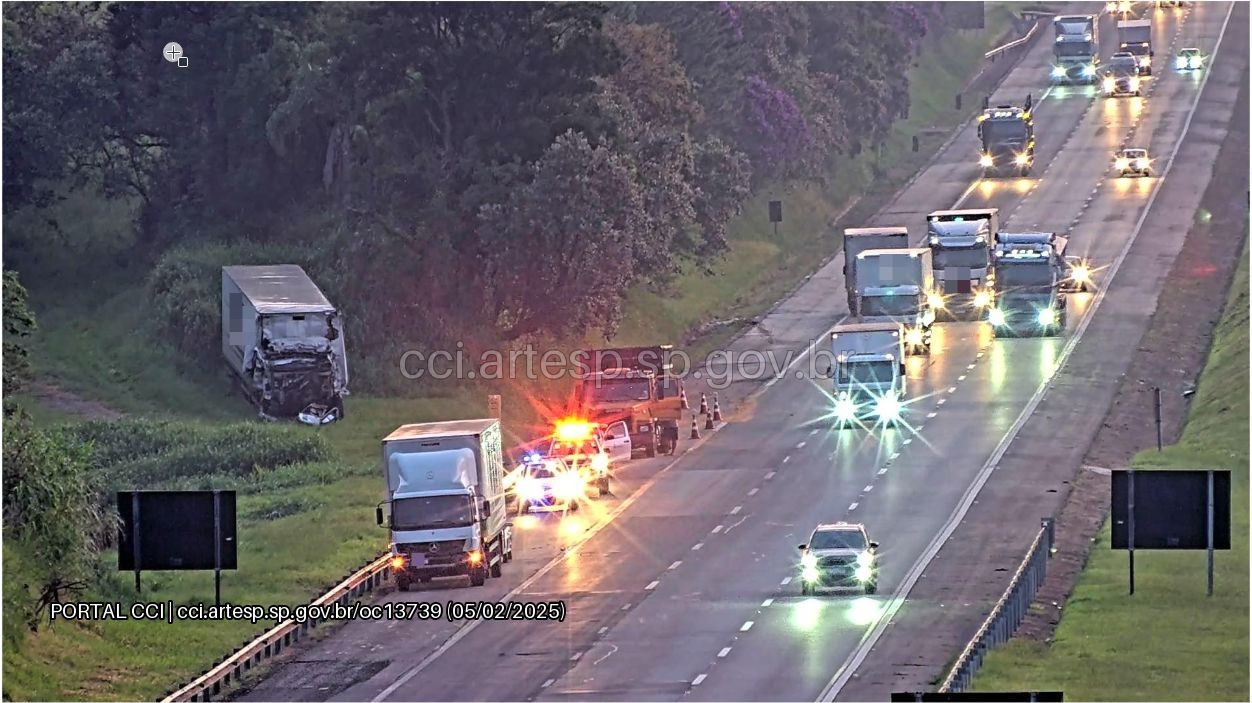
[798,522,879,595]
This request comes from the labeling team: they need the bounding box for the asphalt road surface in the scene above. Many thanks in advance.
[242,3,1241,701]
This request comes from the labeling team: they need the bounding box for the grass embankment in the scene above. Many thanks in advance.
[972,250,1250,700]
[3,9,1022,700]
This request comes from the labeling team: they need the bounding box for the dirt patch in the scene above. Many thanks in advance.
[1014,64,1250,643]
[24,380,124,421]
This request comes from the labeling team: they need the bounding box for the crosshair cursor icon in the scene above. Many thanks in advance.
[163,42,189,68]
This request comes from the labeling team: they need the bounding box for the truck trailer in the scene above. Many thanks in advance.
[376,419,513,590]
[852,248,937,354]
[926,209,998,320]
[1052,15,1100,84]
[843,227,909,316]
[221,265,348,424]
[828,322,907,427]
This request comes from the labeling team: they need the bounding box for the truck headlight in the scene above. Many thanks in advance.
[1051,66,1065,79]
[974,290,993,308]
[517,478,545,502]
[905,328,924,346]
[1037,308,1059,326]
[467,549,484,565]
[1072,264,1092,284]
[1103,77,1116,92]
[390,555,407,571]
[856,551,874,567]
[927,292,944,309]
[875,394,901,421]
[801,552,817,568]
[834,398,857,422]
[979,154,994,168]
[989,308,1007,326]
[1014,153,1029,166]
[1082,64,1097,77]
[855,564,874,583]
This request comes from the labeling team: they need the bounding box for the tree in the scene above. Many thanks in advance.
[3,269,37,398]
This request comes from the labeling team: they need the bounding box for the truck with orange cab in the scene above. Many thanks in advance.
[572,346,684,458]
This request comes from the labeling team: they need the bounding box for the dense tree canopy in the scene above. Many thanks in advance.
[3,1,939,349]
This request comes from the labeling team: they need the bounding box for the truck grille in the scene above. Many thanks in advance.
[402,540,465,556]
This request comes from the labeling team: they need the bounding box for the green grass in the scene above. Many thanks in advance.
[971,249,1250,701]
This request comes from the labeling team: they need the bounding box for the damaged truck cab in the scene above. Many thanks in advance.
[222,265,349,424]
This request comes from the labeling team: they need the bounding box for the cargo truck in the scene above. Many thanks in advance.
[1118,19,1154,75]
[843,227,909,316]
[1052,15,1100,84]
[852,248,937,355]
[988,233,1070,338]
[926,209,998,320]
[826,322,907,427]
[221,265,348,424]
[376,419,513,590]
[572,346,683,457]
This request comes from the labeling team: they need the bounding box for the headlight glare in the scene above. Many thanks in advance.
[1037,308,1058,326]
[835,398,857,422]
[1051,66,1065,78]
[989,308,1007,326]
[927,293,944,309]
[1103,77,1116,92]
[801,552,817,568]
[1115,158,1130,170]
[802,566,821,582]
[1014,153,1029,166]
[875,394,901,421]
[856,551,874,567]
[854,564,874,583]
[979,154,994,168]
[974,290,993,308]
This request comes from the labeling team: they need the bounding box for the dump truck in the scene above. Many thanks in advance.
[1052,15,1100,84]
[852,248,937,355]
[376,419,513,590]
[926,209,998,320]
[222,265,348,424]
[843,227,910,316]
[988,233,1070,338]
[572,346,684,458]
[827,322,907,427]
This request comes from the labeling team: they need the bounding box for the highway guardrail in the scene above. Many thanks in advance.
[937,517,1055,693]
[985,13,1051,61]
[160,553,392,702]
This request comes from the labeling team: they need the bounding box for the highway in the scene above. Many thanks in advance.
[242,3,1241,701]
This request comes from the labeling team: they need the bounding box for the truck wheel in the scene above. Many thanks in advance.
[470,568,486,587]
[396,574,411,592]
[490,558,503,579]
[865,581,878,595]
[598,477,609,496]
[645,443,656,458]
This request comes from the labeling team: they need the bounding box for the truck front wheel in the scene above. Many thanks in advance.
[490,559,503,579]
[396,574,411,592]
[470,568,487,587]
[597,477,610,496]
[645,442,656,458]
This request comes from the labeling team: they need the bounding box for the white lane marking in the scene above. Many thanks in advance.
[621,603,632,611]
[878,467,888,475]
[598,626,609,635]
[593,643,618,665]
[762,598,774,607]
[848,502,859,511]
[718,647,733,658]
[783,455,791,464]
[730,505,742,515]
[780,577,792,586]
[765,471,776,480]
[712,525,724,534]
[958,375,967,381]
[927,411,938,418]
[646,580,660,591]
[542,679,555,689]
[809,428,820,435]
[948,386,958,393]
[740,621,754,632]
[669,560,682,570]
[692,674,708,686]
[796,441,807,449]
[967,364,976,370]
[903,438,913,445]
[937,398,947,405]
[692,542,704,551]
[890,452,900,460]
[748,487,760,496]
[570,651,583,661]
[818,7,1238,699]
[915,425,925,431]
[863,485,874,492]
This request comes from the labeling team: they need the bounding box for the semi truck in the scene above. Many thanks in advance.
[1118,19,1154,75]
[988,233,1070,338]
[221,265,348,424]
[572,346,683,457]
[852,247,937,355]
[827,322,907,427]
[376,419,513,590]
[977,95,1036,177]
[843,227,910,316]
[1052,15,1100,84]
[926,209,998,320]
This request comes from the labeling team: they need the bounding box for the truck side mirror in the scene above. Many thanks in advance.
[375,505,385,526]
[869,541,880,550]
[797,544,807,550]
[480,499,491,519]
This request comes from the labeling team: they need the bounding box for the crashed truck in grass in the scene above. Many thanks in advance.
[222,265,348,424]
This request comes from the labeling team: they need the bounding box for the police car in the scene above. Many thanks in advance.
[511,458,584,514]
[1115,148,1152,177]
[543,420,616,496]
[798,522,879,595]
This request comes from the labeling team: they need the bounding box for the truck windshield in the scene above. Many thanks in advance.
[982,121,1027,144]
[392,495,473,531]
[839,360,896,386]
[546,439,596,457]
[810,529,867,550]
[861,295,918,316]
[585,379,651,403]
[934,248,990,269]
[1055,43,1095,57]
[997,264,1055,288]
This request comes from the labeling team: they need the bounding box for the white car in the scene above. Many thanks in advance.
[798,522,879,595]
[1115,148,1152,177]
[512,458,584,514]
[1177,47,1204,70]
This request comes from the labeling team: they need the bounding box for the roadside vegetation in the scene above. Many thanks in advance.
[972,246,1250,701]
[2,3,1021,699]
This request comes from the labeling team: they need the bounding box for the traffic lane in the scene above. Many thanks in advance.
[359,377,857,702]
[685,329,1074,702]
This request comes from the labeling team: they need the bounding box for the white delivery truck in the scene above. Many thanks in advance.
[1117,19,1154,74]
[852,248,937,355]
[843,227,909,316]
[222,265,348,424]
[376,419,513,590]
[828,322,907,427]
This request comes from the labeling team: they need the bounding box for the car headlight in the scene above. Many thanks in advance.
[517,478,545,502]
[802,566,821,583]
[927,292,944,309]
[974,290,993,308]
[1129,77,1141,91]
[1133,159,1147,169]
[1037,308,1058,326]
[1051,66,1065,79]
[1014,153,1029,166]
[905,328,924,346]
[1082,64,1097,77]
[834,397,857,422]
[979,154,994,168]
[854,564,874,583]
[856,551,874,567]
[989,308,1007,326]
[801,552,817,568]
[591,453,609,473]
[1103,77,1116,92]
[554,472,585,500]
[1072,264,1092,284]
[875,394,901,421]
[1115,158,1130,170]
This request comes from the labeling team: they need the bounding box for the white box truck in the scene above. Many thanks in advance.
[827,322,907,427]
[843,227,909,316]
[222,265,348,424]
[1117,19,1153,74]
[852,248,937,355]
[376,419,513,590]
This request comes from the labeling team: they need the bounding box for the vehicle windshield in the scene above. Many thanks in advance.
[997,263,1055,288]
[1108,63,1137,76]
[547,439,595,457]
[861,295,918,316]
[839,360,896,386]
[526,465,557,479]
[584,378,652,403]
[1123,150,1147,159]
[1055,43,1095,58]
[392,495,473,531]
[810,529,867,551]
[982,120,1028,144]
[934,247,990,269]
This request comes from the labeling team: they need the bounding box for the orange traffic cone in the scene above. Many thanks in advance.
[704,408,715,431]
[712,394,723,422]
[699,393,709,415]
[690,414,701,439]
[680,386,689,410]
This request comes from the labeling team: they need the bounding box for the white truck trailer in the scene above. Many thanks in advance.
[828,322,907,427]
[843,227,909,316]
[852,248,937,355]
[1117,19,1154,74]
[376,419,513,590]
[221,265,348,424]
